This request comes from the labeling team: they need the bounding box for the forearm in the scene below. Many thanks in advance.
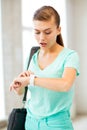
[34,77,70,92]
[34,68,76,92]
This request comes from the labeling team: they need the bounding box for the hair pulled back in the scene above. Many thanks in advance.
[33,6,64,46]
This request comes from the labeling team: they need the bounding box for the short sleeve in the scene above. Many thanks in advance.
[64,52,80,76]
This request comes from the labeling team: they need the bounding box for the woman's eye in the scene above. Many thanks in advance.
[45,32,51,35]
[35,32,40,34]
[34,31,51,35]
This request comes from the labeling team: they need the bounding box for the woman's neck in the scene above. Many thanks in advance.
[39,44,64,56]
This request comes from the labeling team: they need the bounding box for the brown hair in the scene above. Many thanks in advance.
[33,6,64,47]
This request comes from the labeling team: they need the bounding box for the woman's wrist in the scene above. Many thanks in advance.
[29,74,36,86]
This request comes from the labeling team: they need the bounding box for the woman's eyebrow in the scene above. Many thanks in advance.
[34,28,51,31]
[44,28,52,31]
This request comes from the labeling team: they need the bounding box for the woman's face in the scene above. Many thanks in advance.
[33,16,61,49]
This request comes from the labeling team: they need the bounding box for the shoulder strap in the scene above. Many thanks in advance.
[26,46,40,70]
[23,46,40,103]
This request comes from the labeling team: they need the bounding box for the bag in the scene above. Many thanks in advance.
[7,46,40,130]
[7,108,27,130]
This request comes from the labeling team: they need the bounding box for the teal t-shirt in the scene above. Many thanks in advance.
[25,47,80,118]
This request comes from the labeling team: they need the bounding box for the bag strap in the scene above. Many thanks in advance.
[23,46,40,103]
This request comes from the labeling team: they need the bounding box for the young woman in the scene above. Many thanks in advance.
[10,6,80,130]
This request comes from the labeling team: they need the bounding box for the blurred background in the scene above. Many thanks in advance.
[0,0,87,129]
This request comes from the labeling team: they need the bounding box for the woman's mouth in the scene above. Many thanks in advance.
[40,43,47,47]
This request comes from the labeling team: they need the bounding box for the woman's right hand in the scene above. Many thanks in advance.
[9,79,24,95]
[9,70,34,95]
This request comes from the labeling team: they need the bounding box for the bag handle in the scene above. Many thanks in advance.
[23,46,40,103]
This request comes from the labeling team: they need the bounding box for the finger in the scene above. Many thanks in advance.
[9,82,14,91]
[19,72,25,77]
[14,81,21,86]
[9,80,21,91]
[10,83,21,92]
[9,85,12,91]
[24,71,30,76]
[28,70,34,75]
[19,71,28,77]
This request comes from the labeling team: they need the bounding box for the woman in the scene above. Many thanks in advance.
[10,6,80,130]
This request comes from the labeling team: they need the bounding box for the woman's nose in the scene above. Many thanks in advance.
[40,33,45,41]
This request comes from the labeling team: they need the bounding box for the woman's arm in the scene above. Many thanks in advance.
[10,68,77,94]
[34,68,76,92]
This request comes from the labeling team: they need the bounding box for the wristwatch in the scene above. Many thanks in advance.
[29,74,36,86]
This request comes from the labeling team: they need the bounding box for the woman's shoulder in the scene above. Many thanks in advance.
[63,47,80,76]
[61,47,80,64]
[64,47,76,52]
[63,47,79,56]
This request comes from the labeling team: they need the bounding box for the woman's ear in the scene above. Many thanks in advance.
[57,26,61,35]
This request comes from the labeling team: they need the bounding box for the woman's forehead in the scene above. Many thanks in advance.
[33,17,56,30]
